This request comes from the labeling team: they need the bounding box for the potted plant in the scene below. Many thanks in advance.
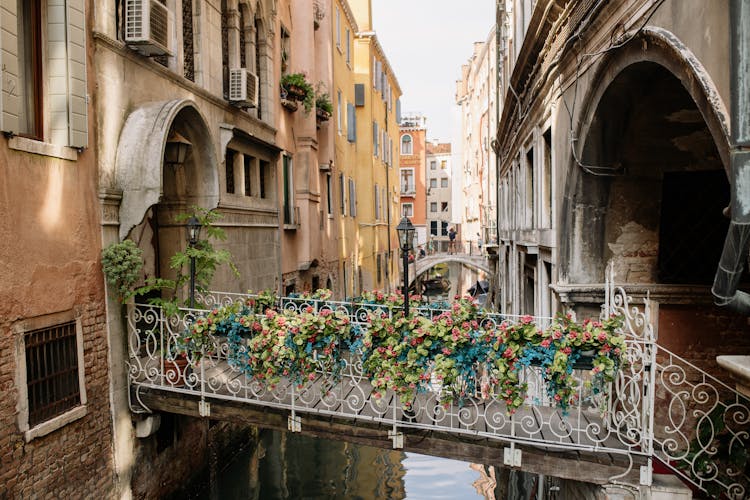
[315,91,333,122]
[280,73,314,112]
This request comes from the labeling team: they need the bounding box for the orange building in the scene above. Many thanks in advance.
[399,114,428,248]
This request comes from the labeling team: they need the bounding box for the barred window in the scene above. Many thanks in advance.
[25,321,81,427]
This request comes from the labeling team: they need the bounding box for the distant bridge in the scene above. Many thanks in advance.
[127,285,750,497]
[412,252,491,284]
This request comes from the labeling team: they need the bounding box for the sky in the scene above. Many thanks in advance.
[372,0,496,144]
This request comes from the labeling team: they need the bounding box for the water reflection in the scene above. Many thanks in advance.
[419,261,489,306]
[211,431,494,500]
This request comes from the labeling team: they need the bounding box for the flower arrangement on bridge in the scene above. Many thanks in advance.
[215,303,354,386]
[178,288,628,415]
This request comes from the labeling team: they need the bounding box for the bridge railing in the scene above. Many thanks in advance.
[126,283,750,498]
[127,299,634,456]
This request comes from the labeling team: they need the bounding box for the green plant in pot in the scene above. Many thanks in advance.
[315,90,333,121]
[280,73,314,112]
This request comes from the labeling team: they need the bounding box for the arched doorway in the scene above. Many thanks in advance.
[563,61,727,287]
[116,100,218,288]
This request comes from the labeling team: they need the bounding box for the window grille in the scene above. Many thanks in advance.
[25,321,81,426]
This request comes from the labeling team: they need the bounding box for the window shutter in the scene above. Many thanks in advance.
[0,0,19,133]
[354,83,365,107]
[347,103,356,142]
[66,0,88,148]
[373,121,378,156]
[396,99,401,124]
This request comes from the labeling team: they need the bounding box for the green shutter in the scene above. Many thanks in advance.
[66,0,87,147]
[0,0,19,133]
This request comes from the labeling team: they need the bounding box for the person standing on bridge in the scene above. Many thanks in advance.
[448,227,457,254]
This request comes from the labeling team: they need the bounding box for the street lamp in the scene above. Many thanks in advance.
[186,216,202,308]
[396,216,416,316]
[164,130,192,168]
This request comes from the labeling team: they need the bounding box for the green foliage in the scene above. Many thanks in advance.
[134,207,240,312]
[315,84,333,114]
[280,73,315,113]
[101,239,144,302]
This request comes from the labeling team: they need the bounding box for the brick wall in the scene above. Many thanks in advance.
[0,301,115,498]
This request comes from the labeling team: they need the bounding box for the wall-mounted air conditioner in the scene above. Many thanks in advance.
[229,69,259,108]
[125,0,173,56]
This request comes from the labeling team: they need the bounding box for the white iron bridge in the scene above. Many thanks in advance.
[127,278,750,498]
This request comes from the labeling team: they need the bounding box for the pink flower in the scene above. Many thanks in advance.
[567,332,578,341]
[503,347,514,359]
[308,373,316,381]
[597,332,607,342]
[541,339,552,348]
[520,315,533,324]
[553,330,563,340]
[442,348,452,355]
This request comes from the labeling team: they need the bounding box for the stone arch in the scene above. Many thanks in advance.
[559,28,730,286]
[115,99,219,241]
[412,256,491,285]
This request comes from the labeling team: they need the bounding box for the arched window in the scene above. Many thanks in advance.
[401,134,413,155]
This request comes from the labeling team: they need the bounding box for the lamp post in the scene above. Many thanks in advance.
[396,216,416,316]
[186,216,202,308]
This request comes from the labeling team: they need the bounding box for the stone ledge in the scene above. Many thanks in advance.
[716,355,750,398]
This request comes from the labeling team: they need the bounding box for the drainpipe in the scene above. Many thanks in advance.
[712,0,750,313]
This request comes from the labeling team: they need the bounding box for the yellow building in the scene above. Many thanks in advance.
[332,0,402,297]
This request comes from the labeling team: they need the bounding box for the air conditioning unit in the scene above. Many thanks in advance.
[125,0,173,56]
[228,69,259,107]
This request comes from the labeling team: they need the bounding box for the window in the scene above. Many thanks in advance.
[430,221,438,235]
[401,203,413,217]
[226,149,236,193]
[441,160,447,169]
[374,185,380,220]
[335,7,341,48]
[183,0,195,81]
[326,174,333,215]
[441,221,449,236]
[16,311,87,441]
[347,103,356,142]
[283,155,293,224]
[376,254,382,284]
[430,202,437,212]
[441,178,448,188]
[259,160,269,199]
[430,178,437,189]
[400,168,415,194]
[280,26,291,76]
[401,134,413,155]
[340,174,346,215]
[345,28,351,64]
[373,122,379,157]
[349,178,356,216]
[430,161,437,170]
[441,202,448,212]
[244,155,253,196]
[337,91,342,135]
[1,0,87,147]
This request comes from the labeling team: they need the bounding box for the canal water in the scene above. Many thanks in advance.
[201,429,545,499]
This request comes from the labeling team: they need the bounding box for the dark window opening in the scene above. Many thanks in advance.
[658,170,730,284]
[259,160,269,199]
[25,321,80,427]
[226,149,236,194]
[244,155,252,196]
[182,0,194,81]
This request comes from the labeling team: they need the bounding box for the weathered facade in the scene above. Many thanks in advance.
[0,0,116,497]
[456,26,498,250]
[425,141,453,252]
[399,114,428,247]
[494,0,750,392]
[94,0,284,496]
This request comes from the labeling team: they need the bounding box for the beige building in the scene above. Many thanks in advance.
[494,3,750,490]
[93,0,289,496]
[425,141,452,252]
[455,25,497,251]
